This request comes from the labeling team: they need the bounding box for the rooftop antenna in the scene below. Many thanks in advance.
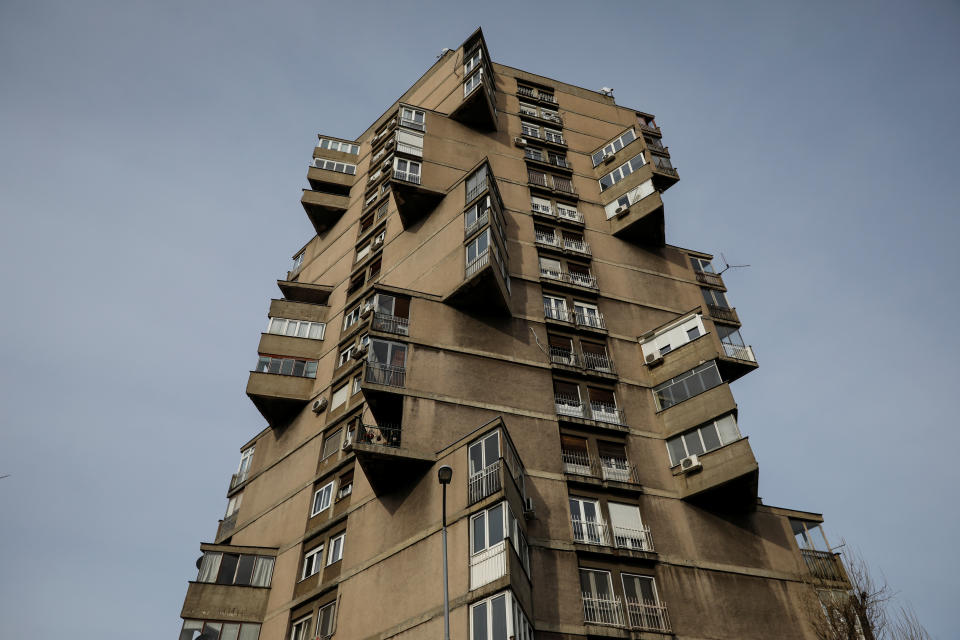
[717,253,750,276]
[437,47,452,60]
[600,87,614,97]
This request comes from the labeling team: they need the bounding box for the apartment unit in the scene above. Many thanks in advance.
[177,28,850,640]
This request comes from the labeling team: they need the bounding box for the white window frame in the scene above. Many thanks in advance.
[464,67,483,96]
[343,305,361,330]
[519,102,538,117]
[321,429,342,460]
[543,294,568,320]
[604,179,656,219]
[544,127,564,144]
[316,601,337,637]
[337,346,353,368]
[311,157,357,175]
[226,492,242,517]
[557,203,580,221]
[311,481,334,516]
[237,446,255,482]
[599,152,646,191]
[521,122,540,138]
[301,546,324,580]
[267,317,326,340]
[464,48,482,74]
[466,229,491,266]
[591,128,638,166]
[290,615,312,640]
[531,195,553,214]
[470,591,532,640]
[326,533,345,565]
[318,138,359,155]
[331,383,349,410]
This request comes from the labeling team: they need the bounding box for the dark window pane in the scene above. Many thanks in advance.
[667,437,686,465]
[700,425,722,451]
[473,513,486,554]
[234,555,255,586]
[472,602,487,640]
[491,594,508,640]
[683,431,705,456]
[217,554,239,585]
[488,504,504,544]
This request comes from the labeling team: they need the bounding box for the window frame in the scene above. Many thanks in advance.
[300,546,324,581]
[311,481,335,516]
[326,533,345,565]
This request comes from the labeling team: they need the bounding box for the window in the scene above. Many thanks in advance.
[639,313,706,361]
[608,503,648,550]
[543,294,568,321]
[267,317,325,340]
[311,157,357,175]
[337,346,353,368]
[326,533,344,565]
[318,138,359,155]
[621,574,665,629]
[301,546,323,580]
[580,569,617,619]
[290,615,311,640]
[255,356,318,378]
[343,305,362,330]
[524,147,543,162]
[557,203,581,222]
[400,107,425,131]
[470,591,532,640]
[196,552,274,587]
[336,469,353,500]
[291,252,303,272]
[464,68,483,96]
[468,430,500,482]
[369,339,406,368]
[394,157,421,183]
[791,519,831,551]
[465,165,488,202]
[539,256,562,279]
[604,179,656,219]
[519,102,538,116]
[466,229,491,265]
[527,168,548,187]
[375,200,389,219]
[312,482,334,515]
[521,122,540,138]
[690,256,715,273]
[544,128,564,144]
[464,48,482,74]
[569,496,604,545]
[396,130,423,156]
[321,429,342,460]
[592,128,637,166]
[701,287,730,309]
[351,373,362,395]
[666,414,741,465]
[598,441,631,482]
[531,195,553,214]
[653,361,723,410]
[599,153,646,191]
[464,199,489,236]
[316,601,337,638]
[181,620,261,640]
[574,301,602,328]
[226,492,242,517]
[472,503,506,555]
[236,446,255,484]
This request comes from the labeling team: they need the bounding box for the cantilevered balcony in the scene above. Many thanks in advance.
[650,154,680,189]
[549,348,616,379]
[370,312,409,336]
[539,266,598,293]
[608,190,665,245]
[581,594,672,633]
[246,357,316,427]
[554,395,627,431]
[389,168,444,229]
[301,189,349,234]
[349,422,433,494]
[445,241,511,315]
[276,280,332,305]
[695,270,725,288]
[450,65,498,131]
[561,449,639,486]
[800,549,849,584]
[572,519,655,556]
[675,437,759,511]
[706,304,741,325]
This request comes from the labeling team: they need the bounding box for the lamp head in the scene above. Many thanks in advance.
[437,465,453,485]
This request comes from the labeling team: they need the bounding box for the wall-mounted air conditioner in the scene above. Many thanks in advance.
[680,455,702,474]
[514,137,527,147]
[311,397,328,414]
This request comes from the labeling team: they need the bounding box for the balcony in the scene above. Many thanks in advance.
[801,549,849,584]
[467,454,527,511]
[695,270,725,288]
[582,594,672,633]
[464,208,489,239]
[650,154,679,189]
[349,422,433,494]
[451,66,498,131]
[181,581,270,625]
[363,362,405,388]
[608,189,665,246]
[300,189,350,234]
[445,243,512,315]
[572,519,656,558]
[528,172,578,198]
[389,170,444,229]
[675,437,759,511]
[562,450,639,488]
[216,512,238,541]
[371,312,409,336]
[539,267,598,293]
[555,395,627,432]
[276,280,333,305]
[563,237,591,257]
[583,594,626,628]
[246,368,315,427]
[549,348,616,379]
[626,600,672,634]
[707,304,741,325]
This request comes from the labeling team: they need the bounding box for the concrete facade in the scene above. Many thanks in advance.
[177,28,849,640]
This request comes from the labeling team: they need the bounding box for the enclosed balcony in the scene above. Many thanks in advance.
[445,234,511,315]
[561,449,639,488]
[607,189,665,245]
[183,546,276,624]
[572,518,656,556]
[675,436,759,511]
[246,356,317,427]
[554,394,627,432]
[650,153,680,190]
[300,189,350,235]
[450,66,497,131]
[389,161,445,228]
[349,422,433,494]
[467,425,527,509]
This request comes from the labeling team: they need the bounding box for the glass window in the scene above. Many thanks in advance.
[331,384,349,410]
[653,361,723,410]
[666,413,742,465]
[327,533,344,565]
[466,229,491,265]
[316,601,337,637]
[301,546,323,580]
[471,503,506,554]
[701,287,730,308]
[197,552,222,583]
[312,482,334,516]
[250,556,274,587]
[290,616,312,640]
[321,429,341,460]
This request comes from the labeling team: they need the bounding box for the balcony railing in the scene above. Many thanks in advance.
[372,312,409,336]
[535,230,562,248]
[465,250,491,279]
[357,423,401,448]
[540,267,598,290]
[590,401,626,426]
[572,519,654,552]
[561,449,639,484]
[396,142,423,157]
[528,172,549,188]
[626,599,672,633]
[399,118,425,132]
[468,460,503,505]
[645,137,666,152]
[563,237,591,255]
[652,155,678,177]
[575,310,606,330]
[255,356,318,379]
[695,271,724,287]
[470,540,507,590]
[553,177,576,194]
[393,169,421,184]
[541,112,563,124]
[558,208,585,224]
[707,304,740,324]
[230,472,248,489]
[465,210,490,239]
[582,594,625,627]
[582,350,615,374]
[364,362,406,388]
[539,93,557,104]
[572,518,612,546]
[801,549,847,582]
[466,178,488,203]
[517,86,536,99]
[721,342,756,363]
[555,397,625,426]
[549,346,578,367]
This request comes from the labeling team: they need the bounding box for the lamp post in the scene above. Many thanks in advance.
[437,465,453,640]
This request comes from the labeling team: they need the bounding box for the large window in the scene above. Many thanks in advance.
[197,551,274,587]
[599,153,646,191]
[604,179,656,219]
[701,287,730,309]
[267,318,325,340]
[394,158,421,184]
[311,157,356,175]
[181,620,261,640]
[255,356,317,378]
[666,414,741,466]
[465,165,488,202]
[400,107,426,131]
[326,533,345,565]
[653,361,723,410]
[311,481,334,516]
[317,138,359,155]
[343,305,362,330]
[315,601,337,638]
[236,446,255,484]
[290,615,311,640]
[301,545,324,580]
[592,128,637,166]
[569,496,604,545]
[470,591,532,640]
[466,229,491,266]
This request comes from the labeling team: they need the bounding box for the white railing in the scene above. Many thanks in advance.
[582,351,614,373]
[549,347,578,367]
[600,458,633,483]
[569,271,598,289]
[613,525,655,552]
[582,594,625,627]
[557,208,585,224]
[465,250,490,279]
[535,231,561,247]
[554,394,585,418]
[531,204,556,217]
[469,540,507,590]
[722,342,756,362]
[561,449,593,476]
[590,401,624,425]
[396,142,423,157]
[574,310,606,330]
[393,169,421,184]
[572,519,612,546]
[544,305,574,323]
[468,460,502,504]
[464,210,489,239]
[625,599,671,632]
[563,238,591,255]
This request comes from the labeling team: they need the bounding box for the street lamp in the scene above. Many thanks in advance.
[437,465,453,640]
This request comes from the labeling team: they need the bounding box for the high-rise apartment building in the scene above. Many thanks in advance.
[177,28,851,640]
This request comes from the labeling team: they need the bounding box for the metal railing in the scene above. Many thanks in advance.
[582,351,615,374]
[549,346,578,367]
[639,123,661,135]
[357,423,402,448]
[558,208,585,224]
[582,594,625,627]
[572,520,654,552]
[535,230,561,247]
[652,155,678,176]
[528,172,549,188]
[695,270,724,287]
[550,156,571,168]
[468,460,502,505]
[801,549,847,582]
[590,401,626,426]
[544,305,574,323]
[230,472,248,489]
[545,133,566,145]
[613,525,655,552]
[555,394,585,418]
[396,142,423,157]
[625,599,672,632]
[540,267,598,290]
[721,342,756,363]
[517,86,536,98]
[572,518,612,546]
[364,362,406,388]
[707,304,739,323]
[399,118,425,132]
[470,540,507,590]
[393,169,421,184]
[560,450,638,484]
[372,312,409,336]
[539,93,557,104]
[465,178,488,203]
[563,237,590,255]
[541,112,563,124]
[524,148,545,162]
[531,204,556,218]
[575,310,606,330]
[465,250,490,279]
[464,210,489,239]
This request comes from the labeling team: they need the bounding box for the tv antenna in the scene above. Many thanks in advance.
[717,253,750,276]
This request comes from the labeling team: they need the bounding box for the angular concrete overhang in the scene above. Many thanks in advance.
[390,177,446,228]
[450,76,498,131]
[607,190,665,245]
[277,279,333,305]
[306,166,354,194]
[347,439,434,495]
[444,250,512,316]
[674,436,759,511]
[246,371,314,427]
[268,298,329,323]
[300,189,349,235]
[181,581,270,624]
[256,333,325,361]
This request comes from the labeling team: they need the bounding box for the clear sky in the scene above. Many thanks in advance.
[0,1,957,638]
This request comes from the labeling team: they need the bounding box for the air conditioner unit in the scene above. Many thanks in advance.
[514,137,527,147]
[603,152,617,164]
[341,436,353,451]
[371,236,384,247]
[382,159,392,169]
[352,345,368,359]
[390,118,397,126]
[523,496,536,518]
[645,353,664,367]
[680,455,702,474]
[311,397,328,414]
[615,205,630,217]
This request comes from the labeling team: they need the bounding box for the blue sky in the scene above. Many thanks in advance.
[0,1,957,638]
